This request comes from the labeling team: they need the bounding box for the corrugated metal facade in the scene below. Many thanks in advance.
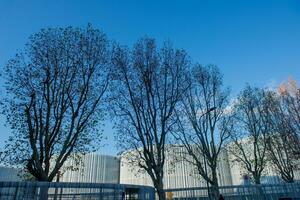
[60,153,120,184]
[120,147,233,189]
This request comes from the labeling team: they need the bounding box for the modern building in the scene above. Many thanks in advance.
[0,166,23,182]
[119,146,233,189]
[0,154,121,183]
[2,148,299,189]
[229,159,300,185]
[227,139,300,185]
[59,153,120,184]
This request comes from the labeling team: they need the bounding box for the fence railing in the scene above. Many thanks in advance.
[164,183,300,200]
[0,181,155,200]
[1,182,300,200]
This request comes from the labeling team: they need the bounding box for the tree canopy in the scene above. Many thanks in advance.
[0,25,110,181]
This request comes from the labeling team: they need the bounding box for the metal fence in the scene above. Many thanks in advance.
[164,183,300,200]
[0,181,155,200]
[1,182,300,200]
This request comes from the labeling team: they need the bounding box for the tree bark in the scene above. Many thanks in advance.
[253,174,261,184]
[156,184,166,200]
[210,170,220,200]
[39,185,49,200]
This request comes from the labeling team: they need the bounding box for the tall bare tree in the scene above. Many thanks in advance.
[110,38,190,200]
[173,64,231,199]
[264,88,300,183]
[278,78,300,155]
[228,86,270,184]
[0,25,110,181]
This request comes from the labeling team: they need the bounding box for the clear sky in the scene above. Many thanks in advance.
[0,0,300,155]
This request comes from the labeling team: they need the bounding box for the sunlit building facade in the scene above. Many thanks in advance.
[119,146,233,189]
[59,153,120,184]
[229,155,300,185]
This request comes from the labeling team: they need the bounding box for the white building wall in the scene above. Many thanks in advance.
[60,153,120,184]
[227,141,300,185]
[0,167,23,182]
[120,147,233,189]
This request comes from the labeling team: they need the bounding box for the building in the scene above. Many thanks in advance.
[229,158,300,185]
[59,153,120,184]
[0,166,23,182]
[2,148,299,189]
[119,146,233,189]
[226,137,300,185]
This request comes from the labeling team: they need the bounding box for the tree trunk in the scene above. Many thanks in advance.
[157,189,166,200]
[210,170,220,200]
[253,174,261,184]
[39,184,49,200]
[210,186,220,200]
[155,179,166,200]
[253,175,266,200]
[37,176,51,200]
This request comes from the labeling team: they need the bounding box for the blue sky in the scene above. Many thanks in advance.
[0,0,300,155]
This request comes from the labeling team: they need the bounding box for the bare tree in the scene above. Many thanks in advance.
[173,64,231,199]
[228,86,270,184]
[265,89,299,183]
[0,25,110,181]
[278,78,300,155]
[110,38,190,200]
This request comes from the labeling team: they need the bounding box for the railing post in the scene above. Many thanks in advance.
[13,181,19,200]
[59,183,63,200]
